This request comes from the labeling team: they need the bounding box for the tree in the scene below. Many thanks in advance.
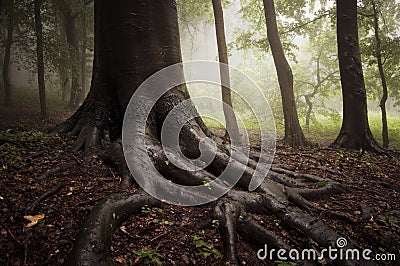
[53,1,366,264]
[371,0,389,149]
[34,0,47,120]
[294,17,340,130]
[331,0,380,150]
[262,0,307,147]
[55,0,84,109]
[211,0,240,141]
[2,0,14,106]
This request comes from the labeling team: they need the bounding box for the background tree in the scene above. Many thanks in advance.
[34,0,47,120]
[294,17,340,130]
[212,0,240,141]
[358,0,400,149]
[331,0,380,150]
[2,0,14,106]
[262,0,307,147]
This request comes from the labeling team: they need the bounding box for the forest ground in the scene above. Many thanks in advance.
[0,104,399,266]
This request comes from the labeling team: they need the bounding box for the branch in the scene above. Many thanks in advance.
[281,10,332,36]
[357,11,374,17]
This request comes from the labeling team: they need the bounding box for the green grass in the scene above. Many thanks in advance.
[0,86,67,111]
[203,112,400,148]
[1,88,399,148]
[302,112,400,148]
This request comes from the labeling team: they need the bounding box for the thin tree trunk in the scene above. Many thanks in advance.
[262,0,307,148]
[80,9,88,98]
[372,0,389,149]
[2,0,14,106]
[64,8,82,109]
[34,0,48,119]
[211,0,240,142]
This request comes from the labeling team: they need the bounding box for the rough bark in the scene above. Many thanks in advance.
[34,0,48,120]
[80,9,88,97]
[371,0,389,149]
[2,0,14,106]
[262,0,307,148]
[63,6,82,109]
[211,0,240,142]
[51,1,371,265]
[331,0,380,151]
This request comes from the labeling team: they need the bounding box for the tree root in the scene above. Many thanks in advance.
[52,103,376,265]
[37,160,78,180]
[64,190,160,266]
[26,183,66,212]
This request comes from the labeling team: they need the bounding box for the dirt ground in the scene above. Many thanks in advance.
[0,107,399,265]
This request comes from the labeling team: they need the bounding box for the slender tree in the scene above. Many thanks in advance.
[211,0,240,141]
[262,0,307,147]
[34,0,48,119]
[2,0,14,106]
[371,0,389,148]
[60,1,83,109]
[332,0,380,150]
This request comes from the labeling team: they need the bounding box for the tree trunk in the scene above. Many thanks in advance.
[2,0,14,107]
[211,0,240,142]
[80,9,88,98]
[372,0,389,149]
[262,0,307,148]
[331,0,379,150]
[64,7,82,109]
[34,0,48,120]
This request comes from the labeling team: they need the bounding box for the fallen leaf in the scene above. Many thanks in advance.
[24,214,45,228]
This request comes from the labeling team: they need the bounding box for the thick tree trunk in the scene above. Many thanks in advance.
[2,0,14,107]
[332,0,379,150]
[262,0,307,148]
[64,8,82,109]
[372,0,389,149]
[55,0,186,141]
[34,0,48,120]
[211,0,240,142]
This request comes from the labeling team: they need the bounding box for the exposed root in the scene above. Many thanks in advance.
[64,190,161,266]
[55,103,374,265]
[214,201,241,265]
[37,160,78,180]
[25,183,67,212]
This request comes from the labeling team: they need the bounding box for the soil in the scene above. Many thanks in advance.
[0,107,399,266]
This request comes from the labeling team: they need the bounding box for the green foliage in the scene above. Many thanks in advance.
[358,0,400,106]
[133,248,163,265]
[192,235,223,258]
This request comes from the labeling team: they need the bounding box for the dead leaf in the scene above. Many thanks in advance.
[24,214,45,228]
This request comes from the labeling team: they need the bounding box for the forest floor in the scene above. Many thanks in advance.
[0,107,400,266]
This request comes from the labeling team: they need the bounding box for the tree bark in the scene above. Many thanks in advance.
[34,0,48,120]
[80,9,88,98]
[63,7,82,109]
[331,0,379,150]
[2,0,14,106]
[262,0,307,148]
[372,0,389,149]
[211,0,240,142]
